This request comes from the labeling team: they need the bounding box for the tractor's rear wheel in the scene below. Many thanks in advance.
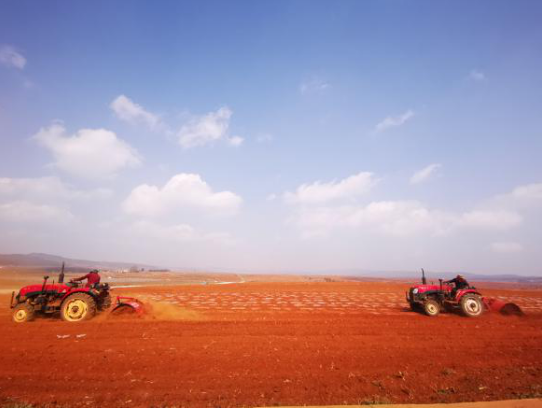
[60,293,97,322]
[423,299,441,317]
[12,303,35,323]
[460,295,483,317]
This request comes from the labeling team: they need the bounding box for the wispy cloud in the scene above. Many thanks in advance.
[0,176,111,201]
[290,201,522,239]
[410,163,442,185]
[0,201,73,224]
[490,241,523,254]
[256,133,274,143]
[284,172,378,205]
[130,220,235,245]
[177,107,243,149]
[469,70,487,81]
[0,45,26,69]
[374,110,415,133]
[299,76,330,95]
[110,95,162,131]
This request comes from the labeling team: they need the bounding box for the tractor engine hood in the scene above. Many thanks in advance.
[412,283,453,293]
[18,283,72,297]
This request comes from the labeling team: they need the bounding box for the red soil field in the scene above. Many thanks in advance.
[1,281,542,407]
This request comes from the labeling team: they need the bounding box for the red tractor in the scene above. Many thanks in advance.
[10,275,112,323]
[10,268,145,323]
[406,270,523,317]
[407,277,483,317]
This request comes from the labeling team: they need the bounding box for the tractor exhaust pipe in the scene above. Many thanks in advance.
[421,268,427,285]
[59,262,65,284]
[41,276,49,293]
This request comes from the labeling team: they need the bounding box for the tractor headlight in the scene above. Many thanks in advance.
[412,288,419,294]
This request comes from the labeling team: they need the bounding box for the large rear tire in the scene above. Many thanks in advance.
[460,295,483,317]
[12,303,35,323]
[423,299,441,317]
[60,293,97,322]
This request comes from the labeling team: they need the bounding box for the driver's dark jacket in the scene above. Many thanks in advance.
[445,277,469,289]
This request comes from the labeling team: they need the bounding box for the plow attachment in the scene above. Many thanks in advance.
[110,296,146,316]
[483,297,524,316]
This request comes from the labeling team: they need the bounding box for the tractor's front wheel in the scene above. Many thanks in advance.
[60,293,97,322]
[12,303,35,323]
[460,295,484,317]
[423,299,441,317]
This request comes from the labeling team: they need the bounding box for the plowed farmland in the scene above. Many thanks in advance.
[1,280,542,407]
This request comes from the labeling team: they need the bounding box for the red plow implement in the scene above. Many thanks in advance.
[110,296,146,316]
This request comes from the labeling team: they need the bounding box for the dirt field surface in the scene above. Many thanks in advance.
[1,278,542,408]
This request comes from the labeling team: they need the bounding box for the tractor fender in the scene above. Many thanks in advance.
[60,288,99,303]
[456,289,482,302]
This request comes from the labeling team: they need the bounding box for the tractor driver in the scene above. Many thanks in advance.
[71,269,101,288]
[444,274,470,297]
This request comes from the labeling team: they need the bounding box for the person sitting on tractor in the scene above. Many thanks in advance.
[444,274,470,297]
[71,269,101,288]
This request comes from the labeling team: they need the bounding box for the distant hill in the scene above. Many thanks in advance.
[0,253,158,271]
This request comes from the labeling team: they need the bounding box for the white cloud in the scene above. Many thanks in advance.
[0,177,111,226]
[228,135,244,147]
[410,163,442,185]
[284,172,378,205]
[490,183,542,213]
[509,183,542,201]
[130,220,234,244]
[490,241,523,254]
[0,176,112,202]
[469,70,487,81]
[299,77,330,94]
[0,45,26,69]
[293,201,453,238]
[177,107,243,149]
[0,201,73,223]
[458,210,522,230]
[110,95,161,130]
[33,123,141,179]
[290,201,522,238]
[375,110,415,133]
[283,173,527,239]
[123,173,242,218]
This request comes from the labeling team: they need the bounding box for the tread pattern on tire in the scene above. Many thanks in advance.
[423,299,440,317]
[460,294,483,318]
[12,303,35,323]
[60,293,97,322]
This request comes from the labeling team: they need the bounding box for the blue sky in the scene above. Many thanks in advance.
[1,0,541,274]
